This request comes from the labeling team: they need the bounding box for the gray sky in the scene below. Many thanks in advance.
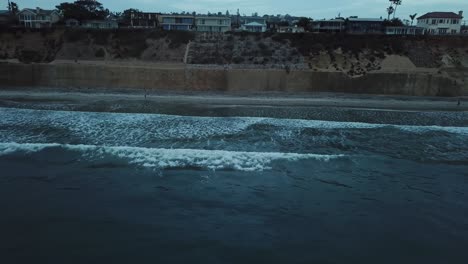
[8,0,468,20]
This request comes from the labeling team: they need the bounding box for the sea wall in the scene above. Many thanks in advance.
[0,63,463,96]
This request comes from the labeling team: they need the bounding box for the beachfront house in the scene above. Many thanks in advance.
[278,25,305,33]
[81,20,118,29]
[417,11,463,35]
[240,16,267,32]
[18,8,60,28]
[311,19,345,33]
[385,26,424,35]
[195,15,231,33]
[346,17,385,34]
[130,12,159,28]
[159,14,194,31]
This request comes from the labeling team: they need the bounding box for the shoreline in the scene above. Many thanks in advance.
[1,89,466,110]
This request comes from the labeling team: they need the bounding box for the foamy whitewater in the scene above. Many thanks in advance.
[1,106,468,263]
[0,107,467,170]
[0,142,343,171]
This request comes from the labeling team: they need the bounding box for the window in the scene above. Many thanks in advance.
[451,29,457,34]
[439,19,444,23]
[431,19,436,24]
[439,28,447,34]
[452,19,458,24]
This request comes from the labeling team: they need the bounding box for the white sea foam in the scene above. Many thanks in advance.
[1,107,466,139]
[0,142,60,155]
[0,142,343,171]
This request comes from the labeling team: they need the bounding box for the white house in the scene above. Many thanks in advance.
[417,11,463,35]
[385,26,424,35]
[82,20,118,29]
[241,22,267,32]
[278,25,305,33]
[18,8,60,28]
[195,16,231,33]
[241,16,267,32]
[158,14,194,31]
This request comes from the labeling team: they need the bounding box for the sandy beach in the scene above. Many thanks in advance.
[0,89,467,112]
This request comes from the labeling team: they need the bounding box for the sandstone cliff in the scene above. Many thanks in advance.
[0,28,467,96]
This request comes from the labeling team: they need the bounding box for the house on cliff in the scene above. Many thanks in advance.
[195,15,231,33]
[346,17,385,34]
[278,25,305,33]
[311,19,345,33]
[18,7,60,28]
[130,12,159,28]
[81,20,118,29]
[240,16,267,32]
[159,14,194,31]
[417,11,463,35]
[385,26,423,35]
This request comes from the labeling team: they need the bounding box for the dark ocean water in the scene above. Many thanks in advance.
[0,107,468,263]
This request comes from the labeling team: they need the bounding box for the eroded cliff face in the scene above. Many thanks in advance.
[0,29,467,96]
[0,29,193,63]
[1,29,467,69]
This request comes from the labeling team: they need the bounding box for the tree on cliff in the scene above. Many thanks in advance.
[121,8,141,27]
[383,18,404,27]
[388,0,403,19]
[386,6,394,20]
[296,17,311,31]
[56,0,109,22]
[7,1,19,15]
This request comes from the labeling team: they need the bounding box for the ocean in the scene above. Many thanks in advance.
[0,106,467,263]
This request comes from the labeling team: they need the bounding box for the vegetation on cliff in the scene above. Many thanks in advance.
[0,28,467,78]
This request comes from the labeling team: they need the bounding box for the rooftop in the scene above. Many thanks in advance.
[21,8,57,15]
[417,12,463,19]
[196,15,230,19]
[159,14,194,18]
[244,22,264,26]
[312,18,345,22]
[348,18,384,22]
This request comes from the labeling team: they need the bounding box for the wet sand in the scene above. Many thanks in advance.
[0,89,466,112]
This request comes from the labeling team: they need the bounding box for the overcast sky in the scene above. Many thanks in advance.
[9,0,468,20]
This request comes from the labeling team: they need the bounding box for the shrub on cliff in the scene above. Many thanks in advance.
[17,50,43,63]
[113,30,148,57]
[64,29,88,42]
[95,48,105,57]
[232,56,244,64]
[167,31,195,49]
[88,30,111,45]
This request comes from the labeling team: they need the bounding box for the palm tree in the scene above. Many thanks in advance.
[409,13,417,26]
[392,0,402,19]
[387,6,395,20]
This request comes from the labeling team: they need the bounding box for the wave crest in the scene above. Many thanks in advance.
[0,143,343,172]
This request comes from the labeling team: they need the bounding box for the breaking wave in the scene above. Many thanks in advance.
[0,142,344,172]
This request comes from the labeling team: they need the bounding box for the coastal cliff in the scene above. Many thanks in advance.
[0,63,461,96]
[0,29,467,96]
